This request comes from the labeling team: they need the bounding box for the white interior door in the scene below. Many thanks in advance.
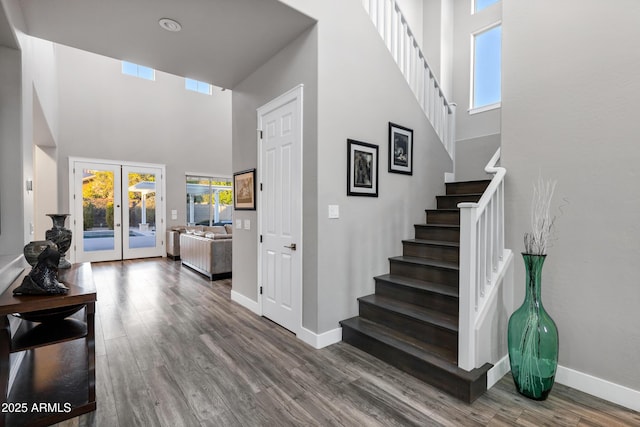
[259,86,303,334]
[72,161,123,263]
[71,159,165,263]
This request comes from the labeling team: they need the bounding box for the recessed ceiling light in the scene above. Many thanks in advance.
[159,18,182,32]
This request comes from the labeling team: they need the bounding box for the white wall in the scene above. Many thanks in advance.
[396,0,423,45]
[0,46,21,254]
[315,0,450,333]
[232,26,318,329]
[258,0,451,335]
[451,0,500,143]
[502,0,640,395]
[54,45,232,230]
[455,134,499,182]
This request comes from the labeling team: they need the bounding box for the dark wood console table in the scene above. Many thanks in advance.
[0,262,96,427]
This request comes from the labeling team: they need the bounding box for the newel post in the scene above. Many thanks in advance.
[458,202,477,371]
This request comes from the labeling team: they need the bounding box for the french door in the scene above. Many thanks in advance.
[70,159,165,263]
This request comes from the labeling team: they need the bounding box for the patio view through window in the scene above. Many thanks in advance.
[186,176,233,226]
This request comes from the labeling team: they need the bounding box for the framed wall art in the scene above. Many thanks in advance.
[347,139,378,197]
[233,168,256,210]
[388,122,413,175]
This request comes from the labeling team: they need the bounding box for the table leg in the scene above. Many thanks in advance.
[86,303,96,404]
[0,315,10,427]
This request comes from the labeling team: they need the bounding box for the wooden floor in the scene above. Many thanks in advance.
[54,258,640,427]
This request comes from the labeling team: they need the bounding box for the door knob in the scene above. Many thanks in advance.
[284,243,297,250]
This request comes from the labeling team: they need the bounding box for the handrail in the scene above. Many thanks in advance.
[457,148,508,371]
[361,0,456,164]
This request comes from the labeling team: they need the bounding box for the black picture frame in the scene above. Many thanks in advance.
[347,139,378,197]
[388,122,413,175]
[233,168,256,210]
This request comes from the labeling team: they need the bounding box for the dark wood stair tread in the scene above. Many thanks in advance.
[375,273,459,298]
[402,238,459,248]
[445,180,491,195]
[389,256,459,271]
[340,316,457,365]
[425,208,460,213]
[358,294,458,332]
[437,193,484,198]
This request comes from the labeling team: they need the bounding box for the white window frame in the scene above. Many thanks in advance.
[469,21,502,113]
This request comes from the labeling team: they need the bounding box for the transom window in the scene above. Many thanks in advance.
[185,78,212,95]
[121,61,155,81]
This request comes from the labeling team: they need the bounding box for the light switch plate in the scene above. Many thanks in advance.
[171,209,177,220]
[244,219,250,230]
[328,204,340,219]
[235,219,242,229]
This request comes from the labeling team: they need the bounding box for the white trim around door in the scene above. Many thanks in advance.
[68,157,166,263]
[257,85,304,336]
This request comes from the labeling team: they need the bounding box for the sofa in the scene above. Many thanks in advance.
[170,225,232,280]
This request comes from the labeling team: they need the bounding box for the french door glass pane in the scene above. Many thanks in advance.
[82,169,115,252]
[127,172,157,249]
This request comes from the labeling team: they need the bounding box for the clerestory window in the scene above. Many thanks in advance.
[185,78,212,95]
[121,61,155,81]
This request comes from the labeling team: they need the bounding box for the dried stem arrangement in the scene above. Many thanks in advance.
[524,176,557,255]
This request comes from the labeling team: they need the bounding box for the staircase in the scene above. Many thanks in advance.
[340,180,493,403]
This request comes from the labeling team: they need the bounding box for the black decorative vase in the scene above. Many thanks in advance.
[23,240,58,266]
[45,214,72,269]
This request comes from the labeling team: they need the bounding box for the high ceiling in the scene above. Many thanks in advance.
[15,0,315,88]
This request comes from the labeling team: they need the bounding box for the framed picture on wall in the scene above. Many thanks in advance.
[388,122,413,175]
[347,139,378,197]
[233,169,256,210]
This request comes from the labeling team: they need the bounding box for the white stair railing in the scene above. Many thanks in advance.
[361,0,456,167]
[458,148,510,371]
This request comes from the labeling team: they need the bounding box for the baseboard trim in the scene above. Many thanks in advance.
[556,365,640,413]
[487,355,510,389]
[230,290,260,315]
[298,326,342,349]
[486,359,640,412]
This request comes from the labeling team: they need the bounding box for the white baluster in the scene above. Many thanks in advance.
[384,0,392,49]
[369,0,377,27]
[391,6,398,61]
[375,0,382,35]
[418,61,425,109]
[404,23,410,84]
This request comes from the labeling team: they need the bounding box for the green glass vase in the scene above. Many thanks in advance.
[507,253,559,400]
